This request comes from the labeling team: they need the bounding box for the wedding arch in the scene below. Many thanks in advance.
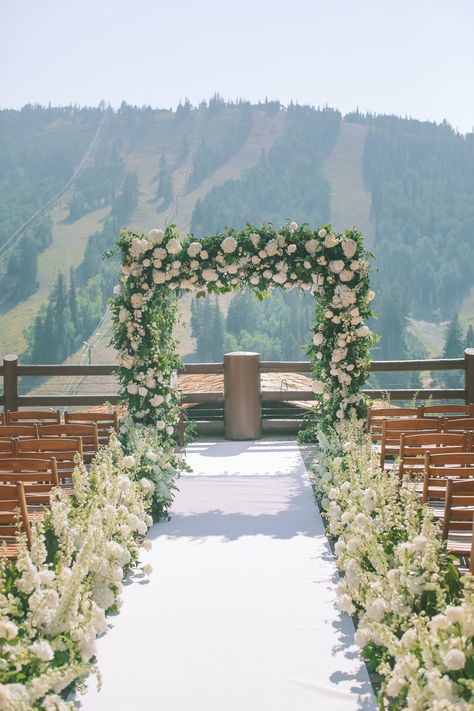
[110,222,376,438]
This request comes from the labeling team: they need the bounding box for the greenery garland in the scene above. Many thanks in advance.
[111,221,376,437]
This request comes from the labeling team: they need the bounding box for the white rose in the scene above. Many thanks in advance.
[166,425,174,435]
[366,598,386,621]
[329,260,344,273]
[113,284,121,295]
[318,228,327,238]
[127,382,138,395]
[166,238,181,254]
[289,221,298,232]
[272,272,287,284]
[339,270,354,282]
[153,270,166,284]
[324,234,339,248]
[311,380,324,394]
[138,386,148,397]
[287,244,297,254]
[313,332,324,346]
[149,393,164,407]
[356,325,370,338]
[200,250,208,259]
[305,239,318,254]
[445,606,465,624]
[221,235,237,253]
[119,308,128,322]
[122,455,135,468]
[142,564,153,576]
[366,290,375,302]
[250,233,260,247]
[149,228,164,244]
[187,241,202,257]
[442,648,466,671]
[249,275,260,285]
[140,478,154,492]
[202,268,218,282]
[0,621,18,640]
[342,238,357,258]
[265,240,278,256]
[156,421,166,430]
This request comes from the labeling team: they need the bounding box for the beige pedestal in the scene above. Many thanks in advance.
[224,352,262,440]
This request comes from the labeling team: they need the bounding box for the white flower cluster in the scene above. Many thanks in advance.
[0,425,183,710]
[112,223,375,433]
[314,418,474,709]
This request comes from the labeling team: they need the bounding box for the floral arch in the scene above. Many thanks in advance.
[111,222,376,439]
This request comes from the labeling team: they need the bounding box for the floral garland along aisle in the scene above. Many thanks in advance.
[316,419,474,710]
[0,420,184,710]
[110,221,376,438]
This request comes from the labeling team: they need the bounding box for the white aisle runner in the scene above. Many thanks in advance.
[80,439,376,711]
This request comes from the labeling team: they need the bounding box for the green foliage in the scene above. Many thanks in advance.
[364,116,474,320]
[187,104,252,191]
[191,290,313,361]
[0,105,101,247]
[191,105,341,235]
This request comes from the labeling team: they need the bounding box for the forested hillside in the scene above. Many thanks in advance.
[1,100,473,376]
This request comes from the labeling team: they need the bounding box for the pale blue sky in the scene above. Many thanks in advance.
[1,0,473,132]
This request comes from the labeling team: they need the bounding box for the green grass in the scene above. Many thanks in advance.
[0,202,109,355]
[323,121,373,245]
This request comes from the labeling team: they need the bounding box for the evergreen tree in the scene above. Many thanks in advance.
[443,316,464,358]
[210,301,224,361]
[465,325,474,350]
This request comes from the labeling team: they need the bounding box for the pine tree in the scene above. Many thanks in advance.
[210,301,224,361]
[465,324,474,350]
[442,315,464,387]
[442,316,464,358]
[69,268,78,327]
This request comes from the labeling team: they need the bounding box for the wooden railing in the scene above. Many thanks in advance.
[1,350,473,417]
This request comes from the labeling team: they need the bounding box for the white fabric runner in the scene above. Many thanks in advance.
[79,439,376,710]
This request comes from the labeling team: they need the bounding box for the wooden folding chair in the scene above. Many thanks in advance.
[420,403,474,418]
[0,424,38,440]
[0,440,15,459]
[441,478,474,572]
[380,418,442,468]
[422,452,474,510]
[38,423,99,460]
[0,458,59,498]
[0,413,4,426]
[399,431,470,479]
[14,438,83,482]
[6,410,61,425]
[0,482,31,557]
[65,411,118,445]
[368,406,421,444]
[442,418,474,435]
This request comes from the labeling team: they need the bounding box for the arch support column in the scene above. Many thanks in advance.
[224,352,261,440]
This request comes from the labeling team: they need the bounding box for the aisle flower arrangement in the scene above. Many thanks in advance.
[110,222,377,435]
[314,419,474,709]
[0,423,183,710]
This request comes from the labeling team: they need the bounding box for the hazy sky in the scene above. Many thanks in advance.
[1,0,473,132]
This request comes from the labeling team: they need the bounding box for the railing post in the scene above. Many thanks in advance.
[224,351,262,440]
[465,348,474,404]
[3,354,19,413]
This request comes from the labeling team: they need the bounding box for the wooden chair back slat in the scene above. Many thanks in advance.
[443,418,474,433]
[65,411,118,443]
[381,418,442,467]
[423,452,474,503]
[0,458,60,490]
[6,410,61,425]
[38,424,99,457]
[442,479,474,541]
[0,482,31,551]
[0,425,38,439]
[0,440,14,459]
[399,432,470,477]
[368,407,421,442]
[421,404,474,418]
